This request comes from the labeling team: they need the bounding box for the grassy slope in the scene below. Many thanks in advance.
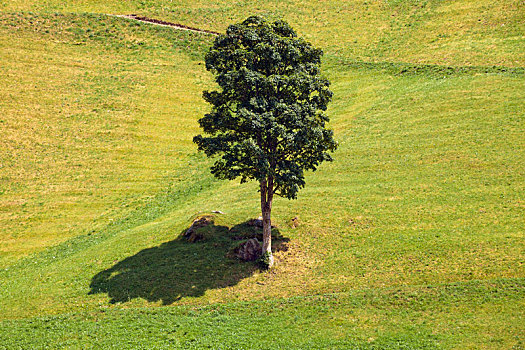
[2,0,524,67]
[0,13,215,266]
[1,280,523,349]
[0,1,524,349]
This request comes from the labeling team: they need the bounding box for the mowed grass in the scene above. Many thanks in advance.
[2,279,523,349]
[0,4,524,350]
[0,12,215,266]
[2,0,524,67]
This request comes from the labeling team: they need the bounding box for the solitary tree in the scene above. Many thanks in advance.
[194,16,336,267]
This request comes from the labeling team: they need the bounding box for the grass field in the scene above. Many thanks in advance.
[0,1,524,348]
[2,0,523,67]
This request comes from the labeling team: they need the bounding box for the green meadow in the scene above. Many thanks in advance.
[0,1,523,348]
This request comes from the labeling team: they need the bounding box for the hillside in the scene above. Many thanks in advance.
[0,1,524,348]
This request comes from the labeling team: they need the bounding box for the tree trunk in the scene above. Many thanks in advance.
[260,178,274,268]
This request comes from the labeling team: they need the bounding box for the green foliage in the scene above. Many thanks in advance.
[256,251,273,270]
[194,16,337,199]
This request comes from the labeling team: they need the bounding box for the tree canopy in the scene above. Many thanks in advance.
[194,15,337,267]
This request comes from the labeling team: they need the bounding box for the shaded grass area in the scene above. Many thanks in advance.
[89,219,288,305]
[2,279,523,349]
[0,173,222,318]
[87,224,255,306]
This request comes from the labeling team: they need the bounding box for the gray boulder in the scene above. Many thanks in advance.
[235,238,261,261]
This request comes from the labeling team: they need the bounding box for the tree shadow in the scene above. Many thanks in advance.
[89,218,288,305]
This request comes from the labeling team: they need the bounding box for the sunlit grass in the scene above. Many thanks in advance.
[0,5,523,349]
[0,13,214,265]
[2,279,523,349]
[2,0,523,66]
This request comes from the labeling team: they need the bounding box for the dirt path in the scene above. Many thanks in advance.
[113,14,220,36]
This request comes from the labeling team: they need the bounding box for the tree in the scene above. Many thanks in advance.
[193,16,337,268]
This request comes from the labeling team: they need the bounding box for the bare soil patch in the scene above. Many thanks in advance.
[116,14,220,35]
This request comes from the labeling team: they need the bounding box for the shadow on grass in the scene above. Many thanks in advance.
[89,219,288,305]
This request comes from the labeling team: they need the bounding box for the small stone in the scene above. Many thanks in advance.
[185,215,214,242]
[235,238,261,261]
[247,216,276,229]
[291,216,299,228]
[247,217,263,228]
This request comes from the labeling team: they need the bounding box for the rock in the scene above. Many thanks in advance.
[187,233,202,243]
[291,216,299,228]
[247,216,264,228]
[247,216,275,229]
[185,215,213,242]
[212,210,224,214]
[235,238,261,261]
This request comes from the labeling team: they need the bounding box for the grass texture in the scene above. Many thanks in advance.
[0,2,523,349]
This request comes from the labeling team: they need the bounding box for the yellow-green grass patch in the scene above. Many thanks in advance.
[0,13,215,266]
[2,1,524,66]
